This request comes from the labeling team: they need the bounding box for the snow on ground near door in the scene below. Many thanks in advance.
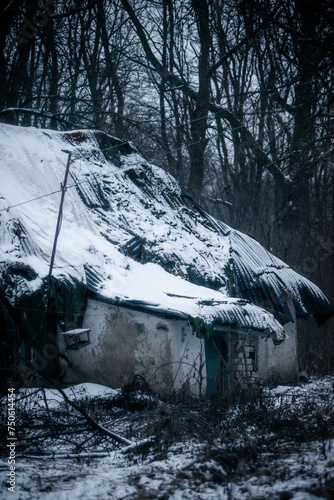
[1,376,333,500]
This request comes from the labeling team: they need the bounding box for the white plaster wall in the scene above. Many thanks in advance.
[165,322,206,395]
[59,299,206,395]
[256,300,299,383]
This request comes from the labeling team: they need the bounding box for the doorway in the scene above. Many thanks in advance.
[205,331,229,397]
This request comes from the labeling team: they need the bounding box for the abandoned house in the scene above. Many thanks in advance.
[0,124,333,395]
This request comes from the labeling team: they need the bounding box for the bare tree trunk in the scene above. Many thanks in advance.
[187,0,211,199]
[46,21,59,129]
[97,1,125,136]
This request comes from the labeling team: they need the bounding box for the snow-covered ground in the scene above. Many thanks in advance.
[1,377,333,499]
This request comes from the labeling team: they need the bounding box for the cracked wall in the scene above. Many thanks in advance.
[59,298,205,395]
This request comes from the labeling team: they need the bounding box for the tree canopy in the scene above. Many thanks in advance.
[0,0,333,325]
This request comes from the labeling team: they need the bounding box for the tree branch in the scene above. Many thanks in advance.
[206,1,283,79]
[54,385,133,446]
[54,385,156,453]
[0,107,78,128]
[119,0,288,186]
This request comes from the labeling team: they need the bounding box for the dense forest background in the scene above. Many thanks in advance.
[1,0,333,373]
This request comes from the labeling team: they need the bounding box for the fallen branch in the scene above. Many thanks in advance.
[121,436,156,454]
[18,436,157,459]
[18,452,110,460]
[53,385,155,452]
[54,385,132,446]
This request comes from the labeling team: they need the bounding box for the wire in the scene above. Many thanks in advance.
[0,189,64,212]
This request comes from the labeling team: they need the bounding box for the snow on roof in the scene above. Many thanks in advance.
[84,263,283,337]
[187,203,334,325]
[0,125,331,339]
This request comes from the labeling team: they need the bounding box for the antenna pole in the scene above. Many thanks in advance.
[48,153,72,280]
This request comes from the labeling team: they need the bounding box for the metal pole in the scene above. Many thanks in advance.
[48,153,72,279]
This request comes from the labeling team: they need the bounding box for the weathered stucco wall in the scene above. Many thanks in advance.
[59,299,299,394]
[59,299,206,395]
[255,299,298,383]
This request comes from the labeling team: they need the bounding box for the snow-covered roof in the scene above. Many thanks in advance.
[0,125,331,340]
[186,202,334,326]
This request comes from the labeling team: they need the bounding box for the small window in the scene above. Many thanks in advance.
[61,328,91,350]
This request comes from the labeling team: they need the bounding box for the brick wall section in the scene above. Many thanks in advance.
[229,334,258,386]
